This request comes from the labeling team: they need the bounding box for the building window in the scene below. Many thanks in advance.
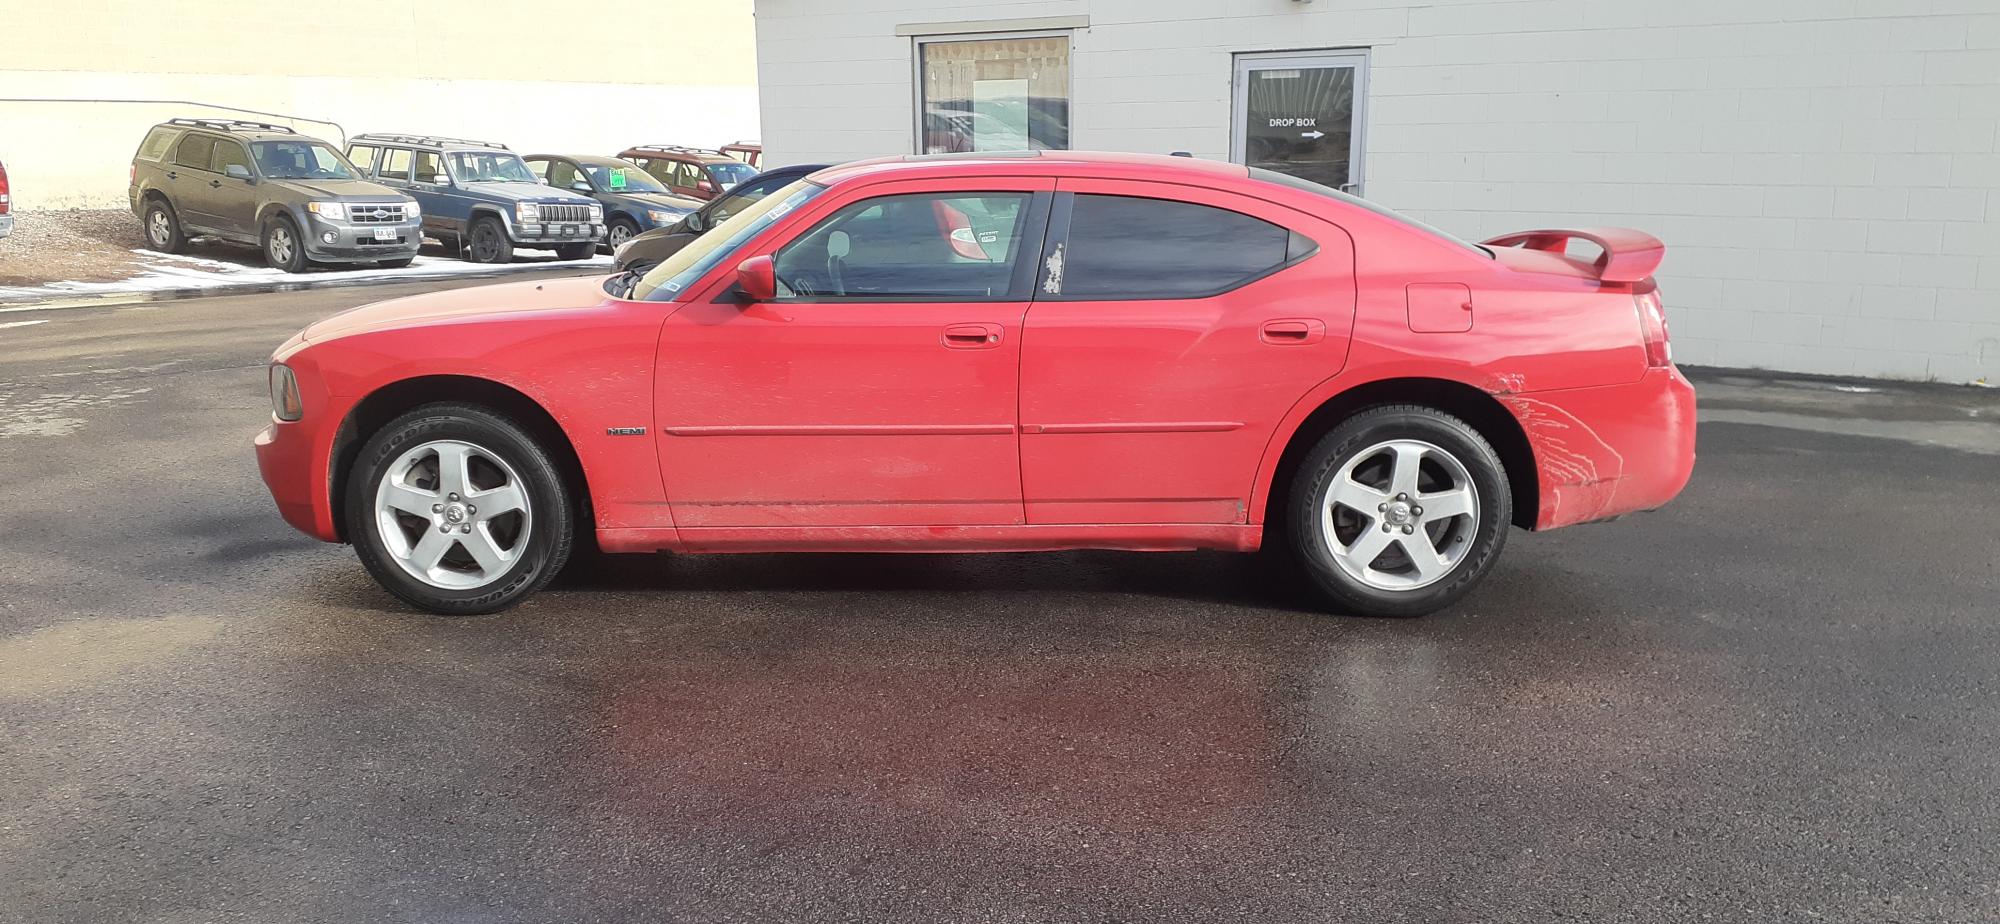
[917,34,1070,154]
[1231,50,1369,194]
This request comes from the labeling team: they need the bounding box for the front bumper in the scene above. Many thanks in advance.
[513,222,604,245]
[256,417,341,542]
[1500,365,1698,531]
[303,216,425,262]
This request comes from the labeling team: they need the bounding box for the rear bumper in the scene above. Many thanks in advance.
[0,213,11,239]
[1501,365,1697,530]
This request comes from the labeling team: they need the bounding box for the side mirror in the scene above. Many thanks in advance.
[684,212,705,233]
[224,164,253,181]
[431,174,451,185]
[735,255,776,302]
[570,180,593,193]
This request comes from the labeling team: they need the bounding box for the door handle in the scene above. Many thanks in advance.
[166,171,178,180]
[1261,319,1326,345]
[209,179,222,188]
[942,323,1003,349]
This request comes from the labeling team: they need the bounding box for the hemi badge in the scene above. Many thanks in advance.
[606,427,647,436]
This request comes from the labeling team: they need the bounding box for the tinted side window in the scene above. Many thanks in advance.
[774,192,1033,300]
[380,147,413,181]
[1058,194,1292,299]
[413,150,442,182]
[211,140,251,176]
[546,160,583,189]
[174,134,216,170]
[348,145,379,174]
[138,127,179,161]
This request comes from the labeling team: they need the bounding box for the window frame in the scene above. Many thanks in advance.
[138,127,180,162]
[378,147,414,182]
[209,138,253,178]
[347,144,381,177]
[1036,191,1318,303]
[909,29,1074,156]
[764,189,1054,305]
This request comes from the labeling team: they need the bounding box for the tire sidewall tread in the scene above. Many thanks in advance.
[1287,404,1512,618]
[345,403,574,615]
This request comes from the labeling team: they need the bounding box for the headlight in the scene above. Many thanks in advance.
[404,199,421,219]
[588,204,605,222]
[646,209,679,224]
[306,201,347,221]
[515,201,540,223]
[269,364,303,421]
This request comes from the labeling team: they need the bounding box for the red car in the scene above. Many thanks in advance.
[256,152,1695,616]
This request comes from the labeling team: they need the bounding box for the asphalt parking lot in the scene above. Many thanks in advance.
[2,277,1996,923]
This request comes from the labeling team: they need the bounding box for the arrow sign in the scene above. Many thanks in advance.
[1301,130,1326,140]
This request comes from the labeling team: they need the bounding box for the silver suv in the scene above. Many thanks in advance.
[129,119,423,272]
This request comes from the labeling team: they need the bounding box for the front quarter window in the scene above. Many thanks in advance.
[631,180,824,301]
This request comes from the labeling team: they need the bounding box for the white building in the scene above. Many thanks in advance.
[0,0,759,212]
[752,0,2000,383]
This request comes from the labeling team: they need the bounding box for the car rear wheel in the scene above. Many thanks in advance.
[1287,405,1510,617]
[466,216,513,264]
[263,216,309,273]
[555,241,595,261]
[346,404,574,614]
[144,199,187,254]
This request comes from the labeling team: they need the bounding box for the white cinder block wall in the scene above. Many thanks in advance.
[755,0,2000,383]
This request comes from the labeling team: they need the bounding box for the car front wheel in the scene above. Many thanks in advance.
[346,404,574,614]
[263,216,309,272]
[1287,405,1511,617]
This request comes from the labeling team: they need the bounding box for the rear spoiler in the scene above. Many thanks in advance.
[1481,227,1664,284]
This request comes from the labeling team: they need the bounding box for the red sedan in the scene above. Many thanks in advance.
[256,152,1695,616]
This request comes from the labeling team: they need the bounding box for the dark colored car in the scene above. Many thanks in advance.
[128,119,422,271]
[523,155,702,252]
[611,162,831,273]
[346,134,601,264]
[614,145,760,201]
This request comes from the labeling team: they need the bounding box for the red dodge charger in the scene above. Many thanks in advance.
[256,152,1695,616]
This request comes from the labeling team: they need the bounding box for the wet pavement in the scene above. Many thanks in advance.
[2,278,1997,923]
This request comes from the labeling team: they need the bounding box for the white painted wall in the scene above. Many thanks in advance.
[754,0,2000,383]
[0,0,760,211]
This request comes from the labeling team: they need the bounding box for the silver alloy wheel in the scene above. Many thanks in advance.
[268,225,295,265]
[373,439,533,590]
[607,223,634,248]
[148,209,172,247]
[1320,438,1479,591]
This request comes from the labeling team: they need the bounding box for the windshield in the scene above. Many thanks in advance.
[705,161,758,189]
[1250,167,1491,258]
[449,151,537,183]
[251,141,355,180]
[585,161,667,193]
[632,180,824,301]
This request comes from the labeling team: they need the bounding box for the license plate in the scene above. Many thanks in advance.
[561,224,577,236]
[372,228,397,241]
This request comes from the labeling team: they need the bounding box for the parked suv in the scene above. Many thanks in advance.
[613,145,759,201]
[0,158,12,240]
[346,134,602,263]
[128,119,422,271]
[522,155,701,252]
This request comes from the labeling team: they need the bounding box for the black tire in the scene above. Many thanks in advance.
[1286,405,1511,617]
[556,241,596,261]
[603,217,640,254]
[379,256,416,269]
[143,198,187,254]
[465,216,513,264]
[262,215,309,273]
[346,403,575,615]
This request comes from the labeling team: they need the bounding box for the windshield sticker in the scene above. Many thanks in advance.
[608,169,628,190]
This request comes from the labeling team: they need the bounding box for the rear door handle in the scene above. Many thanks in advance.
[942,323,1003,349]
[166,171,178,180]
[1261,319,1326,345]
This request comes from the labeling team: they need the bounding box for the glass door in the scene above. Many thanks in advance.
[1230,51,1369,194]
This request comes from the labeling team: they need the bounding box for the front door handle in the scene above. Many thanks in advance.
[1261,319,1327,345]
[942,323,1003,349]
[166,171,179,180]
[209,179,222,188]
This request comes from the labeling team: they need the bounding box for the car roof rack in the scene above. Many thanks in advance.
[629,144,727,157]
[351,132,510,151]
[167,117,297,135]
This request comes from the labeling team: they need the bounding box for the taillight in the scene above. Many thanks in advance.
[1635,290,1671,368]
[0,162,10,216]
